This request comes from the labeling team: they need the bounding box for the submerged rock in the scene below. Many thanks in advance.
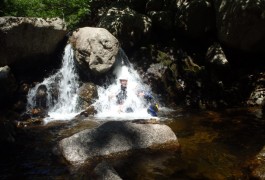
[92,161,122,180]
[58,121,179,165]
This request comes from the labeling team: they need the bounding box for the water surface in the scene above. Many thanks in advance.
[1,107,264,179]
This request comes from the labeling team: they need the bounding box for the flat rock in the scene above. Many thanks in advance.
[58,121,179,165]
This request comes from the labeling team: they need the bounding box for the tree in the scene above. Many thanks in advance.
[1,0,92,30]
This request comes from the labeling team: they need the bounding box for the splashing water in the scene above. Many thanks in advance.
[27,44,81,123]
[93,50,157,120]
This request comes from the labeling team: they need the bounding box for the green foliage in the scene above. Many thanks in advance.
[1,0,91,30]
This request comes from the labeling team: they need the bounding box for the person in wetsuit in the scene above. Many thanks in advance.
[116,77,133,113]
[138,90,159,117]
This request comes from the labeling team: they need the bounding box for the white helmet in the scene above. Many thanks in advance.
[119,76,128,81]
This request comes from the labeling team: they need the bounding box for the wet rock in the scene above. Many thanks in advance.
[248,73,265,106]
[78,106,97,117]
[214,0,265,53]
[31,108,47,118]
[35,84,48,109]
[16,118,43,128]
[92,161,122,180]
[0,17,67,66]
[78,83,98,109]
[70,27,119,76]
[98,5,152,49]
[248,146,265,179]
[58,121,179,165]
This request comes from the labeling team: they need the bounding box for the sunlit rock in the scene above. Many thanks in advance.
[98,6,152,49]
[70,27,119,76]
[58,121,179,165]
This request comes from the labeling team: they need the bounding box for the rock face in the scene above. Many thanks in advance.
[205,43,230,81]
[0,66,17,103]
[175,0,215,38]
[214,0,265,52]
[58,121,179,165]
[0,17,67,66]
[70,27,119,76]
[98,6,152,49]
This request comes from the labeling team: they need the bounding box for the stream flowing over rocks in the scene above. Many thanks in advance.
[2,0,265,179]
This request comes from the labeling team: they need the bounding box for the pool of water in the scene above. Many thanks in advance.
[1,107,265,179]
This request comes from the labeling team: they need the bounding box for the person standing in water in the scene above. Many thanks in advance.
[110,76,158,116]
[116,77,128,105]
[114,77,133,113]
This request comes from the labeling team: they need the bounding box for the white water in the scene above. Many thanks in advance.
[27,44,81,123]
[27,45,158,123]
[93,50,157,120]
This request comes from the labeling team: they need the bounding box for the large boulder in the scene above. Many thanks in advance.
[58,121,179,165]
[0,17,67,67]
[97,6,152,49]
[70,27,119,76]
[214,0,265,53]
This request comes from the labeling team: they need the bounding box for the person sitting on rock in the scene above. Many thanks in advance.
[137,90,159,117]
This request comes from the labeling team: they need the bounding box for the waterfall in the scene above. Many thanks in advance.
[93,49,156,120]
[27,44,81,123]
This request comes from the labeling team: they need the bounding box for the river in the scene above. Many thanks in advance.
[0,107,264,179]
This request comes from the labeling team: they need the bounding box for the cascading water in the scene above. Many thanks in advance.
[93,49,157,120]
[27,44,81,123]
[27,44,158,123]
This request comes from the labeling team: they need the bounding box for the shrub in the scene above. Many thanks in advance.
[1,0,91,30]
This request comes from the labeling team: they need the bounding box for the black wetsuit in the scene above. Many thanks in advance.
[116,86,127,105]
[116,86,133,113]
